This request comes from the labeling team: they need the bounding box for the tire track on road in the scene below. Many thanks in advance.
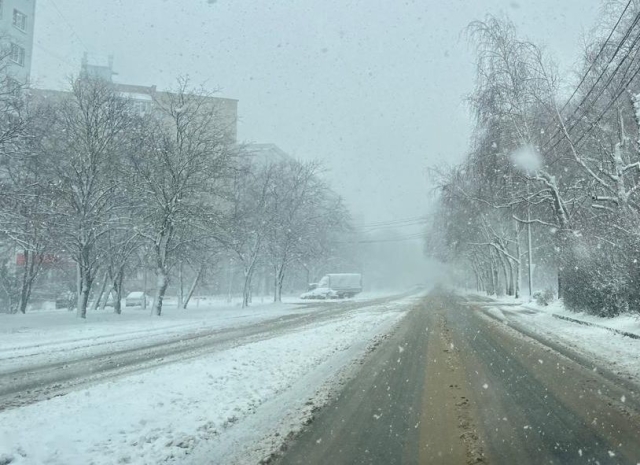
[0,294,413,412]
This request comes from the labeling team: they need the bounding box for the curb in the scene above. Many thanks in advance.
[462,293,640,341]
[550,313,640,340]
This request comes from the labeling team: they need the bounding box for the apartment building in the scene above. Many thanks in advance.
[81,53,239,142]
[0,0,36,82]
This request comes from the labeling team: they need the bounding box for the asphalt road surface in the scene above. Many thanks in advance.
[276,291,640,465]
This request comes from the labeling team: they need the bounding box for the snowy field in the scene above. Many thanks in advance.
[0,294,417,465]
[461,292,640,385]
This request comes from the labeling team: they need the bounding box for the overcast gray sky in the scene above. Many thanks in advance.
[32,0,601,227]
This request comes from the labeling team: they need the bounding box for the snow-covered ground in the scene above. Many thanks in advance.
[0,300,303,374]
[0,292,394,374]
[461,292,640,385]
[0,294,417,465]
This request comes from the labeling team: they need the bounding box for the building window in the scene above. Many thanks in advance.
[10,43,25,66]
[13,9,26,31]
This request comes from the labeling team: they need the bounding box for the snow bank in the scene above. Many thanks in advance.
[0,301,311,374]
[513,309,640,383]
[527,300,640,337]
[485,306,507,322]
[468,292,640,383]
[0,298,414,465]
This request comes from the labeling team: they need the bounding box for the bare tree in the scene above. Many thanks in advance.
[0,100,57,313]
[42,77,132,318]
[222,162,278,308]
[128,78,237,316]
[265,159,350,301]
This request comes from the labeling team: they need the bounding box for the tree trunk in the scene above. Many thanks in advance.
[478,270,485,293]
[489,253,498,296]
[275,274,283,303]
[303,265,310,288]
[506,258,514,296]
[93,271,109,311]
[154,267,169,316]
[183,264,203,309]
[483,266,492,295]
[101,285,113,311]
[242,268,253,308]
[113,268,124,314]
[277,273,284,303]
[557,270,563,300]
[498,253,509,296]
[142,265,148,310]
[273,266,278,303]
[17,249,36,314]
[274,264,285,303]
[76,254,92,319]
[526,208,533,298]
[178,261,184,309]
[514,252,521,300]
[227,260,234,304]
[77,269,91,319]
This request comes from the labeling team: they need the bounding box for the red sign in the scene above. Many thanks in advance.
[15,253,67,266]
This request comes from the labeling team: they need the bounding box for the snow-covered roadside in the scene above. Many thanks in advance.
[0,297,414,465]
[464,293,640,384]
[0,292,401,374]
[526,299,640,337]
[0,301,321,374]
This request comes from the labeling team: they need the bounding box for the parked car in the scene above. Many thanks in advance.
[125,292,149,307]
[300,287,338,300]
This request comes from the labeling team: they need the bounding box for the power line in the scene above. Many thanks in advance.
[361,219,428,232]
[542,7,640,164]
[49,0,90,52]
[546,34,640,162]
[557,0,632,114]
[355,215,427,229]
[33,42,76,67]
[572,57,640,149]
[339,233,426,244]
[542,3,640,152]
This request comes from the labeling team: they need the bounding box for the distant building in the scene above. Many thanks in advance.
[31,54,238,142]
[0,0,36,83]
[80,53,239,142]
[247,143,293,163]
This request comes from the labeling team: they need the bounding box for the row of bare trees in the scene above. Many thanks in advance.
[0,73,349,317]
[426,5,640,316]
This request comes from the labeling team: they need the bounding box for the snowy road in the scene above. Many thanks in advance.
[0,294,411,412]
[0,293,418,465]
[276,291,640,465]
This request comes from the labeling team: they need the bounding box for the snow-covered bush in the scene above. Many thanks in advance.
[561,241,631,317]
[533,288,554,306]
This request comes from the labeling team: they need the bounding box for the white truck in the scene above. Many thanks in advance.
[300,273,362,299]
